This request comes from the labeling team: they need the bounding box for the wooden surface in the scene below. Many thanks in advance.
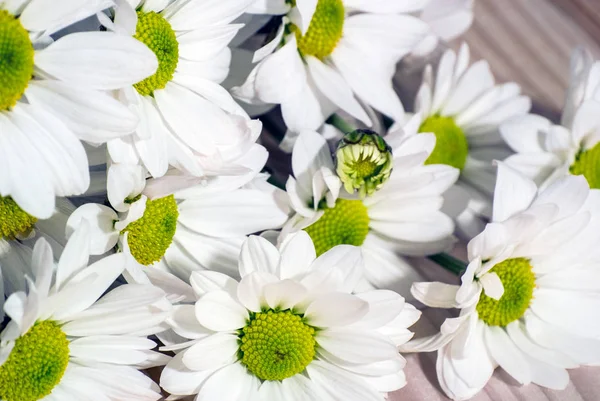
[454,0,600,114]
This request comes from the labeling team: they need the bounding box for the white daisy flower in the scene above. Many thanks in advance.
[233,0,430,135]
[67,172,290,284]
[282,125,458,296]
[105,0,264,180]
[0,228,171,401]
[412,43,531,238]
[501,48,600,191]
[0,0,158,218]
[401,163,600,401]
[159,232,421,400]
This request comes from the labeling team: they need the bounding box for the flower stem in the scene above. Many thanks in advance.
[327,114,356,134]
[427,253,468,276]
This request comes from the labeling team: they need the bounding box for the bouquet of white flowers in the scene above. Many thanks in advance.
[1,1,599,400]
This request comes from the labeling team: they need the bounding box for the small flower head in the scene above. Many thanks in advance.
[292,0,345,60]
[0,321,69,401]
[133,11,179,96]
[569,142,600,189]
[121,195,179,265]
[0,10,34,110]
[335,129,393,198]
[419,115,469,170]
[304,199,369,256]
[0,196,37,240]
[475,257,535,326]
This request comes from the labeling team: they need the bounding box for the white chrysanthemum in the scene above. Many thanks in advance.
[283,125,458,296]
[412,43,531,239]
[0,228,171,401]
[501,48,600,191]
[233,0,430,135]
[105,0,264,180]
[401,163,600,401]
[159,232,421,400]
[0,0,158,218]
[67,172,289,284]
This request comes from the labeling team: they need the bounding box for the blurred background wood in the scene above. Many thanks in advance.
[436,0,600,115]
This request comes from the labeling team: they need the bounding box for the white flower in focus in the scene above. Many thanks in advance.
[233,0,430,136]
[68,173,290,284]
[282,127,458,296]
[501,48,600,191]
[401,163,600,400]
[107,0,264,180]
[160,232,421,400]
[413,43,531,238]
[0,0,158,218]
[0,229,171,401]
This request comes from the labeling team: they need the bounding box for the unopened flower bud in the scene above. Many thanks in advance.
[335,129,393,198]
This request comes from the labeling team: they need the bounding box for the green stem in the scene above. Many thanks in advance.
[427,253,468,276]
[327,114,356,134]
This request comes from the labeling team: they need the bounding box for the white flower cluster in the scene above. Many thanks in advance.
[0,1,599,401]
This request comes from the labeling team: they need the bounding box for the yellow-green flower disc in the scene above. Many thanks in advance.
[122,195,179,265]
[0,10,34,110]
[0,321,70,401]
[0,196,37,240]
[570,142,600,189]
[304,199,369,256]
[294,0,345,60]
[419,115,469,170]
[476,258,536,327]
[239,310,316,381]
[133,11,178,96]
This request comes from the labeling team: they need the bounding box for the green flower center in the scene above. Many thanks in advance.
[304,199,369,256]
[0,321,70,401]
[336,129,393,198]
[476,258,536,327]
[122,195,178,265]
[419,115,469,170]
[293,0,345,60]
[239,309,316,381]
[133,11,178,97]
[569,142,600,189]
[0,196,37,240]
[0,10,34,110]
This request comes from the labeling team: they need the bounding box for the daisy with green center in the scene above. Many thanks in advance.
[412,43,531,239]
[283,126,458,297]
[66,171,289,285]
[501,49,600,193]
[0,0,159,219]
[159,232,421,400]
[401,163,600,400]
[105,0,265,182]
[0,227,172,401]
[233,0,430,138]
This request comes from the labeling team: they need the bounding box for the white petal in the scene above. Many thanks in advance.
[492,162,537,222]
[278,231,317,279]
[182,333,239,371]
[195,362,260,401]
[195,290,248,332]
[35,32,158,90]
[304,292,368,328]
[238,235,281,278]
[66,204,119,255]
[485,325,531,385]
